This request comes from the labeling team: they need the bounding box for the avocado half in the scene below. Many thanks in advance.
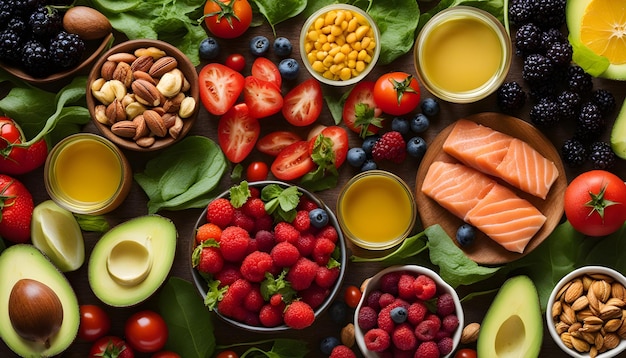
[477,275,543,358]
[0,244,80,357]
[88,215,177,307]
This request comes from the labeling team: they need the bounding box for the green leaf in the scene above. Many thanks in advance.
[324,89,350,125]
[350,230,428,263]
[268,339,309,358]
[73,214,110,232]
[251,0,307,33]
[158,277,215,358]
[570,37,611,77]
[366,0,420,65]
[229,181,251,208]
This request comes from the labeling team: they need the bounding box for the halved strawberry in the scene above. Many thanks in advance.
[243,76,283,119]
[342,81,383,138]
[308,125,349,168]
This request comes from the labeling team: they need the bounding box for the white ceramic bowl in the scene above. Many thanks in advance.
[354,265,464,357]
[547,266,626,358]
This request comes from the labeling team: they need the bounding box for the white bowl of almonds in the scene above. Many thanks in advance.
[547,266,626,358]
[86,39,199,151]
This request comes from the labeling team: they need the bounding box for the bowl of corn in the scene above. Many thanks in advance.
[300,4,380,86]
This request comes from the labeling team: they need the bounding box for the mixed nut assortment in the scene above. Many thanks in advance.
[90,46,197,148]
[551,272,626,357]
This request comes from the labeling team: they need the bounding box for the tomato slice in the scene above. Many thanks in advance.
[251,57,281,89]
[198,63,245,116]
[271,141,316,181]
[242,76,284,119]
[256,131,303,156]
[217,103,261,163]
[342,81,383,137]
[282,78,323,127]
[308,126,349,168]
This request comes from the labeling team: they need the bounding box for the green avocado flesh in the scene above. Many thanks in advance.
[477,275,543,358]
[611,98,626,159]
[0,244,79,357]
[88,215,177,307]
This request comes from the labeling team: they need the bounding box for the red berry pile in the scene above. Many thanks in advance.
[357,270,460,358]
[192,184,343,330]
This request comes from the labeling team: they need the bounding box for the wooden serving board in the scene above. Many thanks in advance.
[415,112,567,265]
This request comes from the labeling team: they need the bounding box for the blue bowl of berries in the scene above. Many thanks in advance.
[190,181,347,333]
[354,265,464,357]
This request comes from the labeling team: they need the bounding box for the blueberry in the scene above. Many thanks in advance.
[391,117,410,135]
[456,224,476,247]
[250,35,270,56]
[347,147,367,167]
[406,136,427,159]
[410,113,430,133]
[278,58,299,80]
[361,134,380,155]
[328,300,349,324]
[199,37,219,60]
[320,336,340,355]
[421,98,440,116]
[309,208,329,228]
[361,159,377,172]
[273,36,292,57]
[390,306,408,323]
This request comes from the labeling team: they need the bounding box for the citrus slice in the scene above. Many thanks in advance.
[31,200,85,272]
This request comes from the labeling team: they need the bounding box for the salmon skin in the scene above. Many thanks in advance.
[442,119,559,199]
[421,161,546,253]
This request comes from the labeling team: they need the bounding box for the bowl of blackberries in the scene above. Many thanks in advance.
[190,181,347,333]
[0,2,113,84]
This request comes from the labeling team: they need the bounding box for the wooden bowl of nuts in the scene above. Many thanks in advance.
[547,266,626,358]
[86,39,199,151]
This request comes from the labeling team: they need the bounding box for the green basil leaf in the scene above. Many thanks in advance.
[350,230,429,263]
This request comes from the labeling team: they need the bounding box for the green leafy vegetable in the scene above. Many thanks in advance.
[134,136,227,214]
[158,277,215,358]
[366,0,420,65]
[229,181,251,208]
[351,230,429,263]
[251,0,307,34]
[261,184,301,222]
[217,339,309,358]
[324,89,350,125]
[73,214,110,232]
[204,279,228,311]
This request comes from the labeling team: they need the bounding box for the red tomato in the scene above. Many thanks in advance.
[151,351,181,358]
[198,63,245,116]
[124,310,168,353]
[78,305,111,341]
[217,103,260,163]
[242,76,284,119]
[251,57,281,89]
[308,126,349,168]
[373,72,421,116]
[89,336,134,358]
[203,0,252,39]
[246,161,269,181]
[256,131,303,156]
[454,348,477,358]
[344,285,362,308]
[0,174,33,243]
[0,117,48,175]
[564,170,626,237]
[271,141,316,181]
[342,81,383,138]
[216,351,239,358]
[225,53,246,72]
[282,78,323,127]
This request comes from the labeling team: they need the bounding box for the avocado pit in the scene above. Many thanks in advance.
[106,236,153,286]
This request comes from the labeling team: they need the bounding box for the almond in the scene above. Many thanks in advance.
[149,56,178,78]
[132,79,161,107]
[143,110,167,137]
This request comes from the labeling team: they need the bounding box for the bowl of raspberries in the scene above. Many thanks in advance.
[190,180,347,332]
[355,265,463,357]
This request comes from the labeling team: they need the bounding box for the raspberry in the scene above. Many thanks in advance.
[366,290,383,310]
[397,274,417,300]
[207,198,235,228]
[246,238,259,254]
[407,301,428,325]
[241,197,266,218]
[283,301,315,329]
[295,232,316,256]
[270,241,300,267]
[195,223,222,244]
[442,314,460,333]
[378,293,396,308]
[300,283,329,309]
[219,226,250,262]
[259,303,284,327]
[316,225,339,243]
[312,237,335,265]
[274,221,300,244]
[329,345,357,358]
[437,336,454,356]
[413,274,437,300]
[380,272,401,295]
[249,187,261,198]
[254,230,275,252]
[377,305,396,333]
[315,266,340,288]
[414,319,440,341]
[218,279,251,317]
[293,210,310,232]
[231,209,255,233]
[392,323,417,351]
[254,214,274,233]
[214,263,242,286]
[436,293,455,317]
[240,251,274,282]
[197,247,224,274]
[297,196,318,211]
[287,257,318,291]
[414,341,440,358]
[243,285,265,312]
[363,328,391,352]
[372,131,407,164]
[357,306,378,330]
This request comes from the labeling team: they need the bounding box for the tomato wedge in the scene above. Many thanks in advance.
[251,57,282,89]
[271,141,315,181]
[282,78,323,127]
[256,131,303,156]
[342,81,383,137]
[242,76,284,119]
[308,126,349,168]
[199,63,245,116]
[217,103,260,163]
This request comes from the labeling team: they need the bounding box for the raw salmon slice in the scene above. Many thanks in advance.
[421,161,495,220]
[466,184,547,253]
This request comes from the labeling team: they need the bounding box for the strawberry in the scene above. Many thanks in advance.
[0,117,48,175]
[0,174,33,243]
[372,131,407,164]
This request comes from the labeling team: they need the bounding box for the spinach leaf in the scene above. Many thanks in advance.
[367,0,420,65]
[158,277,215,358]
[134,136,227,214]
[73,214,110,232]
[251,0,307,33]
[418,0,507,33]
[351,230,429,263]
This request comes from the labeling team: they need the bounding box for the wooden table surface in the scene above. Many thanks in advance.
[2,4,626,358]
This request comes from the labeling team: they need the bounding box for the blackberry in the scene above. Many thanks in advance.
[529,81,557,101]
[0,0,14,25]
[49,31,85,69]
[561,138,587,168]
[590,89,616,116]
[540,28,567,51]
[534,0,566,29]
[530,97,560,126]
[514,23,542,55]
[545,41,573,66]
[21,39,50,77]
[589,141,616,170]
[508,0,534,26]
[556,90,581,122]
[522,53,553,83]
[0,29,23,63]
[29,5,62,39]
[566,65,593,95]
[497,81,526,111]
[6,17,27,34]
[575,102,605,142]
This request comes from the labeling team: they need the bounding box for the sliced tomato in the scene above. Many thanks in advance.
[271,141,316,181]
[256,131,303,156]
[342,81,383,137]
[282,78,323,127]
[217,103,260,163]
[242,76,283,119]
[251,57,281,89]
[198,63,245,116]
[308,126,349,168]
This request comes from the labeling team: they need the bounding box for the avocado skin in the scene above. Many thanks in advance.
[0,244,79,358]
[611,98,626,159]
[477,275,543,358]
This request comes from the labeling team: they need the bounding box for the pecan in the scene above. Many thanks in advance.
[132,79,161,107]
[149,56,178,78]
[143,109,167,137]
[105,99,126,124]
[131,55,154,73]
[133,70,157,85]
[113,61,133,88]
[132,115,149,140]
[111,121,137,138]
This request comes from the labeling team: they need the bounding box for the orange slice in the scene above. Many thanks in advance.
[580,0,626,65]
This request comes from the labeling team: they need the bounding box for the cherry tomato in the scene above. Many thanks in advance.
[216,350,239,358]
[203,0,252,39]
[124,310,168,353]
[246,161,269,182]
[225,53,246,72]
[454,348,477,358]
[151,351,181,358]
[344,285,362,308]
[373,72,421,116]
[564,170,626,237]
[78,305,111,341]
